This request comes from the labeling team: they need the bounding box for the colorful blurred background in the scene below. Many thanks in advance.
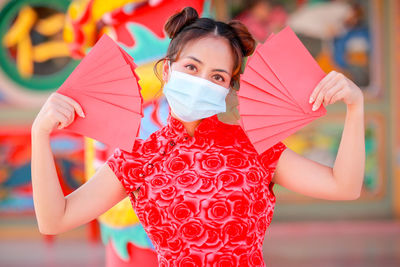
[0,0,399,266]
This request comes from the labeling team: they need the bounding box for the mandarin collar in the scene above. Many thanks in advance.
[166,111,220,137]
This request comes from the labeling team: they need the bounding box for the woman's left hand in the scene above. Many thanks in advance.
[309,70,364,111]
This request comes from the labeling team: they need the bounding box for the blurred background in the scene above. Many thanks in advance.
[0,0,399,266]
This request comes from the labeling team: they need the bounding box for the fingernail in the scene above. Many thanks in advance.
[309,97,313,103]
[81,112,85,118]
[312,105,317,111]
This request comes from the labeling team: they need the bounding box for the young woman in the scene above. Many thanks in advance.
[31,6,365,267]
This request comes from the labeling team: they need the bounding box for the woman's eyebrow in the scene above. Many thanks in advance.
[186,56,229,74]
[214,68,229,74]
[186,56,203,64]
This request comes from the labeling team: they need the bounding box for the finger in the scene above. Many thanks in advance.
[319,72,344,98]
[309,71,337,103]
[323,83,344,106]
[329,89,346,105]
[51,110,69,129]
[53,96,74,114]
[55,103,74,120]
[55,101,76,126]
[312,85,331,111]
[61,107,75,127]
[56,93,85,117]
[53,104,74,128]
[312,73,345,110]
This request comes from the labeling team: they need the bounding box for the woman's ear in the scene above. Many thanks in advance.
[162,59,170,82]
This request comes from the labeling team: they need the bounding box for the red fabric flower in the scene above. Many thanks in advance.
[106,111,287,266]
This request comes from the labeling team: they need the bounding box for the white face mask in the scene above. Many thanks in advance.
[163,60,230,122]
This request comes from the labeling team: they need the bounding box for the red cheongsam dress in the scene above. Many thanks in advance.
[106,111,287,267]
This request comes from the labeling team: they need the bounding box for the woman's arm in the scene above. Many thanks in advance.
[271,71,365,200]
[32,131,127,235]
[31,93,127,234]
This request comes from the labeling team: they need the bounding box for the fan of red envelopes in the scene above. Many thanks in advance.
[238,26,328,154]
[57,34,143,152]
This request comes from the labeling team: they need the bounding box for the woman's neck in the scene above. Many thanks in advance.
[171,110,202,137]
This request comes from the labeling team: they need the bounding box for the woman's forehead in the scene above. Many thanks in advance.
[177,37,234,73]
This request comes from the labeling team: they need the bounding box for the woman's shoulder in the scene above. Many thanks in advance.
[257,141,288,170]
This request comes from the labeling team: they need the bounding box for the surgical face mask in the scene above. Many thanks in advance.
[163,60,230,122]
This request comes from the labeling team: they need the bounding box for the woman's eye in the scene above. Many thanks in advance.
[185,64,197,71]
[213,74,225,82]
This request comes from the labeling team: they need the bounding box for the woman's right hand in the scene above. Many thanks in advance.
[32,92,85,136]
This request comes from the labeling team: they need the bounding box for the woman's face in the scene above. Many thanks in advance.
[162,36,234,89]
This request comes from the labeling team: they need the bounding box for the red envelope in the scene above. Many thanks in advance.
[240,114,317,131]
[238,27,327,154]
[238,97,311,117]
[257,26,326,114]
[241,64,292,105]
[244,116,315,144]
[61,93,142,152]
[245,47,298,106]
[67,89,142,114]
[62,77,142,98]
[250,118,315,154]
[239,79,302,112]
[80,64,134,84]
[57,33,143,152]
[63,39,120,87]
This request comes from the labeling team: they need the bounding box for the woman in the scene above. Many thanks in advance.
[31,6,365,266]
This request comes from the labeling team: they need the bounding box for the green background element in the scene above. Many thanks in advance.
[0,0,79,91]
[100,222,154,261]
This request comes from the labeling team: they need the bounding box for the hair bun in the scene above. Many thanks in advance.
[228,20,256,57]
[164,6,199,39]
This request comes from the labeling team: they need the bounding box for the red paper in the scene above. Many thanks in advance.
[238,27,327,154]
[240,114,316,131]
[239,79,302,112]
[63,77,142,99]
[61,93,142,152]
[57,34,143,152]
[257,26,326,114]
[251,118,314,154]
[67,89,142,114]
[246,48,298,106]
[238,97,311,116]
[245,116,315,143]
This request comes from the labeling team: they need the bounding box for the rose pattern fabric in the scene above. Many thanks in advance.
[106,111,287,267]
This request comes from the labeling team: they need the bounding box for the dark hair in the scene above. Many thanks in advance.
[154,6,256,96]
